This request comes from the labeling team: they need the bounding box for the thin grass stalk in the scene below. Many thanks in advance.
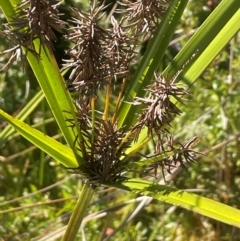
[103,83,111,120]
[62,180,95,241]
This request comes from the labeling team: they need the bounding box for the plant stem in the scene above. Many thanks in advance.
[103,83,111,121]
[62,180,95,241]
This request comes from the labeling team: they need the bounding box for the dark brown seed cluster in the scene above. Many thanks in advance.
[132,74,188,150]
[130,72,200,179]
[0,0,65,70]
[120,0,170,36]
[61,1,198,183]
[63,4,111,96]
[67,100,131,185]
[146,136,200,181]
[63,2,137,96]
[14,0,65,48]
[63,1,170,97]
[58,0,198,183]
[78,119,130,184]
[1,0,201,184]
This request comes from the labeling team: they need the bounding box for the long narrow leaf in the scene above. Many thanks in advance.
[0,109,78,168]
[110,178,240,228]
[165,0,240,81]
[0,90,44,147]
[182,8,240,84]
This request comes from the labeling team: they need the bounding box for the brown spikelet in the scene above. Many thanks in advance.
[0,0,65,70]
[64,1,139,96]
[67,99,131,185]
[132,73,188,147]
[106,16,137,80]
[12,0,65,51]
[119,0,169,36]
[146,136,201,181]
[63,2,111,96]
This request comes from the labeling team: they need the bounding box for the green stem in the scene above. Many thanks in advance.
[62,180,95,241]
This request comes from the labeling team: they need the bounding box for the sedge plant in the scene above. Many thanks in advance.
[0,0,240,240]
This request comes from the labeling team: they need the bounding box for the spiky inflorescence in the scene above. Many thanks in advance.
[63,3,110,96]
[106,16,137,80]
[79,119,131,184]
[64,2,137,96]
[132,74,188,150]
[0,0,65,70]
[120,0,170,36]
[0,0,200,184]
[146,136,201,181]
[67,100,131,185]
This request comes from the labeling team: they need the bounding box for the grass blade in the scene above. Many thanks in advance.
[0,90,44,147]
[0,109,78,167]
[182,7,240,84]
[110,178,240,228]
[165,0,240,81]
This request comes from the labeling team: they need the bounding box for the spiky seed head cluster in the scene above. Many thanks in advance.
[146,136,200,181]
[63,4,111,96]
[64,3,137,96]
[0,0,201,184]
[132,74,188,146]
[68,100,131,185]
[120,0,170,36]
[0,0,65,70]
[106,16,136,79]
[79,119,130,184]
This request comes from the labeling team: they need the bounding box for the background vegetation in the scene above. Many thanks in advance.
[1,0,240,240]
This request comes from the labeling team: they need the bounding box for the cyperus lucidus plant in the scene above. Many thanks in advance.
[1,0,240,240]
[59,1,197,185]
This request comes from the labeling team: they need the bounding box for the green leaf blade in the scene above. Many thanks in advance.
[183,8,240,83]
[0,90,45,147]
[111,178,240,228]
[0,109,79,168]
[165,0,240,81]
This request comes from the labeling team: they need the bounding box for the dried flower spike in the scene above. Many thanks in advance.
[132,73,188,145]
[12,0,65,51]
[63,2,111,96]
[64,1,139,96]
[146,136,201,181]
[119,0,169,36]
[67,99,131,185]
[0,0,65,70]
[106,16,137,80]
